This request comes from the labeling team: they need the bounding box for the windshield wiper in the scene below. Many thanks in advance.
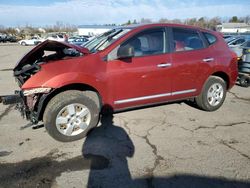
[92,29,123,52]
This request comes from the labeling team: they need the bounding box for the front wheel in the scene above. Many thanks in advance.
[43,90,100,142]
[195,76,226,111]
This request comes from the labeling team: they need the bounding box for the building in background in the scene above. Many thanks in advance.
[77,25,116,36]
[217,23,250,33]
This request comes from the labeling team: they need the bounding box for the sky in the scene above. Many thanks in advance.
[0,0,249,27]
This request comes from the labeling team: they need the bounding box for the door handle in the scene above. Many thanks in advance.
[203,58,214,62]
[157,63,172,68]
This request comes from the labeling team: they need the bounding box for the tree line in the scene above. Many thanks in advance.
[0,21,77,37]
[0,16,249,37]
[123,16,250,30]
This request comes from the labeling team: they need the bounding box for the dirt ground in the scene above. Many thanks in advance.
[0,43,249,188]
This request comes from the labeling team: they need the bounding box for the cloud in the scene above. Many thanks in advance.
[0,0,249,26]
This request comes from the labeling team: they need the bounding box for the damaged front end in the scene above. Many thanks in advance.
[0,90,51,124]
[1,40,90,124]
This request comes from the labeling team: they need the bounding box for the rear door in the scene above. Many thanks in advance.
[170,27,213,98]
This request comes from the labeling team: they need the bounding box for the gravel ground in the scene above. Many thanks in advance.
[0,43,250,188]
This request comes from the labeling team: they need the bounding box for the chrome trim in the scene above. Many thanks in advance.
[114,89,197,105]
[172,89,197,96]
[203,58,214,62]
[114,93,171,104]
[157,63,172,68]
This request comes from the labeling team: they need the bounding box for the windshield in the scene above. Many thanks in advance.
[83,28,131,53]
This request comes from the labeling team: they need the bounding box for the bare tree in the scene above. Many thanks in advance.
[140,18,152,24]
[159,18,170,23]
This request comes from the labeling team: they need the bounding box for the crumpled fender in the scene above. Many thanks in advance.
[22,71,103,92]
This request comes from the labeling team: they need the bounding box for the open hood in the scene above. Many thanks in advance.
[14,40,90,71]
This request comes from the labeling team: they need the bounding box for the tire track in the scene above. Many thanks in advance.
[0,68,13,71]
[0,104,15,121]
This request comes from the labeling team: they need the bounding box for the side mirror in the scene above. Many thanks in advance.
[117,45,134,59]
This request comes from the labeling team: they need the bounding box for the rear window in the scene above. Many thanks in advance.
[203,32,217,45]
[172,28,204,52]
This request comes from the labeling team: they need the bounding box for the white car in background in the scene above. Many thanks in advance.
[46,34,66,42]
[18,36,44,46]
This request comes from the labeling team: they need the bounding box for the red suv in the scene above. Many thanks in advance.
[0,24,238,142]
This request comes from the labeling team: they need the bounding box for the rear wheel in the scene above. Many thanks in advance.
[195,76,226,111]
[43,90,100,142]
[21,42,26,46]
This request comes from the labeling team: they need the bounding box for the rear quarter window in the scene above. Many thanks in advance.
[203,32,217,45]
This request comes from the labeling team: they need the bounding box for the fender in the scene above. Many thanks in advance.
[23,71,105,95]
[197,67,231,94]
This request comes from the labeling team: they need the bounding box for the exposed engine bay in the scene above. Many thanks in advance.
[13,40,89,85]
[0,40,91,124]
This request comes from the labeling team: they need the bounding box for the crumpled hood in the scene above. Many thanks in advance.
[14,40,90,71]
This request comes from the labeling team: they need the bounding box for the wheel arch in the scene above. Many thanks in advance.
[37,83,102,121]
[211,71,230,90]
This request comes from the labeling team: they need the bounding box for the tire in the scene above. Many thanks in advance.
[43,90,100,142]
[21,42,26,46]
[239,75,250,87]
[195,76,226,111]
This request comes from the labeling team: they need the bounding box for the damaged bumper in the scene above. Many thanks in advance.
[0,89,52,125]
[0,91,30,121]
[0,92,23,105]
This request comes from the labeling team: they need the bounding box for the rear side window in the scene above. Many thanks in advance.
[203,32,217,45]
[172,28,204,52]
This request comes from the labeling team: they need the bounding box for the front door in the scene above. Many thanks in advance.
[106,28,174,109]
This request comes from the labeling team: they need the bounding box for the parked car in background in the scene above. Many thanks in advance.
[18,36,44,46]
[6,35,17,42]
[223,35,233,40]
[46,34,66,42]
[242,42,250,56]
[69,37,89,46]
[227,36,250,48]
[238,45,250,87]
[79,35,92,38]
[0,23,238,142]
[0,35,18,43]
[0,35,7,43]
[231,40,250,58]
[68,36,78,43]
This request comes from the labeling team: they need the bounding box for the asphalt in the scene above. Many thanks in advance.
[0,43,249,188]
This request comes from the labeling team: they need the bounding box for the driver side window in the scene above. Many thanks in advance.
[107,29,166,60]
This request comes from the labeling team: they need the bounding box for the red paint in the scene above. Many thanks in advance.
[20,24,238,111]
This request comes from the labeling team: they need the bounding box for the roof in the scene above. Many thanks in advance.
[79,23,214,35]
[78,23,207,30]
[221,23,250,28]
